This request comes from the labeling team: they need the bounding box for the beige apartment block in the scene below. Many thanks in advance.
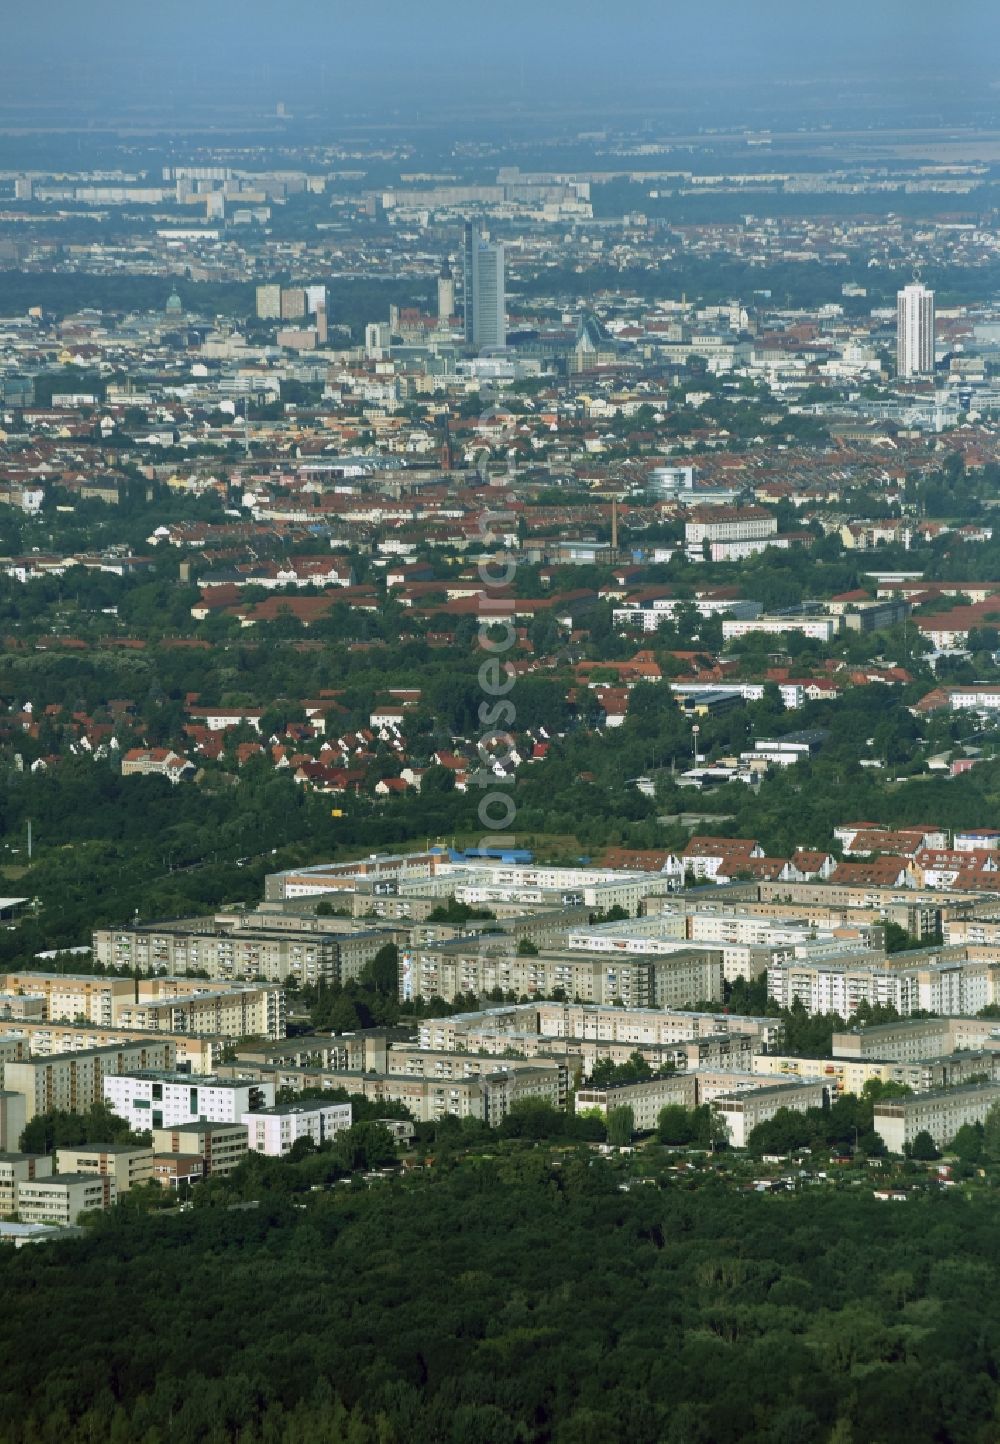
[114,984,285,1041]
[152,1122,249,1178]
[0,1092,26,1151]
[0,1019,216,1073]
[5,972,286,1040]
[2,974,132,1027]
[874,1082,1000,1154]
[16,1172,116,1225]
[400,943,723,1008]
[55,1144,154,1193]
[4,1040,177,1121]
[0,1153,53,1216]
[575,1073,699,1133]
[91,919,390,988]
[715,1079,829,1148]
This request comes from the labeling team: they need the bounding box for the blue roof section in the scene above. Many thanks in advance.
[448,846,533,864]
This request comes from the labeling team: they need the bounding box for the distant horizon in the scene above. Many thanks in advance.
[1,1,997,126]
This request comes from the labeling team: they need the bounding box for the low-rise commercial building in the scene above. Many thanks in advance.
[152,1154,206,1189]
[0,1220,83,1248]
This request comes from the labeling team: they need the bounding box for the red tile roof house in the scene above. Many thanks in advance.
[828,858,912,888]
[680,837,764,880]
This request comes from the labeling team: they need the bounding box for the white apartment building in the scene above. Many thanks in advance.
[897,282,935,378]
[446,861,674,913]
[722,615,838,643]
[685,507,777,549]
[103,1073,275,1132]
[613,596,761,632]
[706,536,793,563]
[769,957,996,1018]
[242,1101,352,1156]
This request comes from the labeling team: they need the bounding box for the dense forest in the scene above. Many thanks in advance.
[1,1153,999,1443]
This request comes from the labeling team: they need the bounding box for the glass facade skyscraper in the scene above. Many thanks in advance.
[463,221,506,350]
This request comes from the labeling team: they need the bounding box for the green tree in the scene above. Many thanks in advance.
[909,1130,939,1162]
[657,1103,697,1145]
[982,1102,1000,1164]
[606,1105,635,1147]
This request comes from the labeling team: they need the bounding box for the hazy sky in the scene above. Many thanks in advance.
[1,1,997,123]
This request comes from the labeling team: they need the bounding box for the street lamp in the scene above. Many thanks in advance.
[691,724,700,770]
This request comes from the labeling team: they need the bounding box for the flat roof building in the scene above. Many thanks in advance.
[242,1100,352,1157]
[16,1172,116,1226]
[152,1121,249,1178]
[103,1073,274,1132]
[0,1152,53,1217]
[575,1073,698,1133]
[4,1040,178,1121]
[874,1082,1000,1154]
[715,1079,829,1148]
[55,1144,154,1194]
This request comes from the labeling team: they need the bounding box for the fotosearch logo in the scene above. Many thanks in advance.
[472,502,518,848]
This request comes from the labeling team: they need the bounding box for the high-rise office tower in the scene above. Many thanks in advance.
[437,261,455,323]
[897,282,935,377]
[463,222,505,350]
